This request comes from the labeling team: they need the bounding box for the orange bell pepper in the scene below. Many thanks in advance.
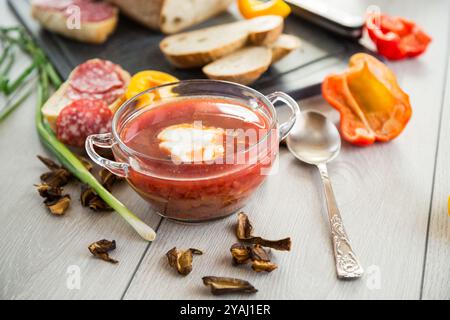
[126,70,178,107]
[322,53,412,146]
[238,0,291,19]
[448,196,450,216]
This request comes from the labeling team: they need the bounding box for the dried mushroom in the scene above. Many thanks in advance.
[38,155,72,187]
[177,250,193,275]
[230,243,277,272]
[78,156,93,172]
[36,156,122,215]
[87,196,113,212]
[44,195,71,216]
[40,169,72,188]
[230,243,251,265]
[202,276,257,295]
[236,212,291,251]
[166,247,179,269]
[251,260,278,273]
[35,183,71,216]
[100,169,123,191]
[36,183,62,199]
[80,184,96,206]
[243,237,291,251]
[37,155,61,170]
[237,211,253,239]
[188,248,204,255]
[231,213,290,273]
[79,169,122,212]
[80,184,112,212]
[166,247,203,276]
[88,239,118,264]
[250,244,270,262]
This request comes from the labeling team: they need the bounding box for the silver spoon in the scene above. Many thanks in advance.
[286,111,363,279]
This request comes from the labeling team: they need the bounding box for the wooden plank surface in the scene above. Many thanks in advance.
[124,0,450,300]
[0,109,162,299]
[0,0,449,300]
[421,50,450,299]
[0,1,162,299]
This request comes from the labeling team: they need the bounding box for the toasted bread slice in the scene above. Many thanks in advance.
[202,46,272,85]
[31,2,118,44]
[106,0,233,34]
[42,60,130,130]
[270,34,302,63]
[160,15,284,68]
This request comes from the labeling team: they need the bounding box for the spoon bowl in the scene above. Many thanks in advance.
[286,111,341,165]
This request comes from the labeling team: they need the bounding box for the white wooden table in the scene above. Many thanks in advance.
[1,0,449,300]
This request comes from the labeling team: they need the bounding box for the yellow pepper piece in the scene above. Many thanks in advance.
[238,0,291,19]
[126,70,179,107]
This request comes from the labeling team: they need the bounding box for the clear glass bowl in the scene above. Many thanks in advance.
[86,80,300,222]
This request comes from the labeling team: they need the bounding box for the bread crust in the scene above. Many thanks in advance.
[202,47,272,85]
[106,0,164,30]
[106,0,233,34]
[31,4,118,44]
[160,36,248,69]
[248,21,283,45]
[204,65,269,86]
[270,34,302,63]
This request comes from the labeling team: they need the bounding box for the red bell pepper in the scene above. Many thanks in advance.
[366,13,431,60]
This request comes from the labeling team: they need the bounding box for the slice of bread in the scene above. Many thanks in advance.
[42,60,130,130]
[31,2,118,44]
[246,15,284,45]
[202,46,272,85]
[160,15,284,68]
[202,34,301,85]
[160,24,249,69]
[270,34,302,63]
[107,0,234,34]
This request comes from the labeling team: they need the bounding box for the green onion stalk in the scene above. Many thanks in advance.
[2,27,156,241]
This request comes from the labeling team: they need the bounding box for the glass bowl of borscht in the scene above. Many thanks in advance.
[86,80,300,222]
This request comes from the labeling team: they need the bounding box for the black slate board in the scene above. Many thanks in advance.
[8,0,373,99]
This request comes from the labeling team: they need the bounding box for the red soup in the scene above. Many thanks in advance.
[114,97,277,222]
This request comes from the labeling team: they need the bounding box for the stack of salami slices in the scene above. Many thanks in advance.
[42,59,130,148]
[66,60,127,105]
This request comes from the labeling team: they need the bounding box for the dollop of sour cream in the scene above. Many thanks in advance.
[157,123,225,163]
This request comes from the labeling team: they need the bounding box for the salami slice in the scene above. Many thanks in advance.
[70,0,117,23]
[70,60,123,94]
[33,0,116,22]
[57,99,112,148]
[66,85,126,105]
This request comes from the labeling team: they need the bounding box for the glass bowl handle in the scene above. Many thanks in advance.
[266,91,301,141]
[85,133,129,178]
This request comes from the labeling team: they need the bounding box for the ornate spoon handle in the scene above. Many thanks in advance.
[317,163,364,279]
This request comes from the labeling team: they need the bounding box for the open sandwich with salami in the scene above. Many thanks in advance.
[31,0,119,44]
[42,59,130,147]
